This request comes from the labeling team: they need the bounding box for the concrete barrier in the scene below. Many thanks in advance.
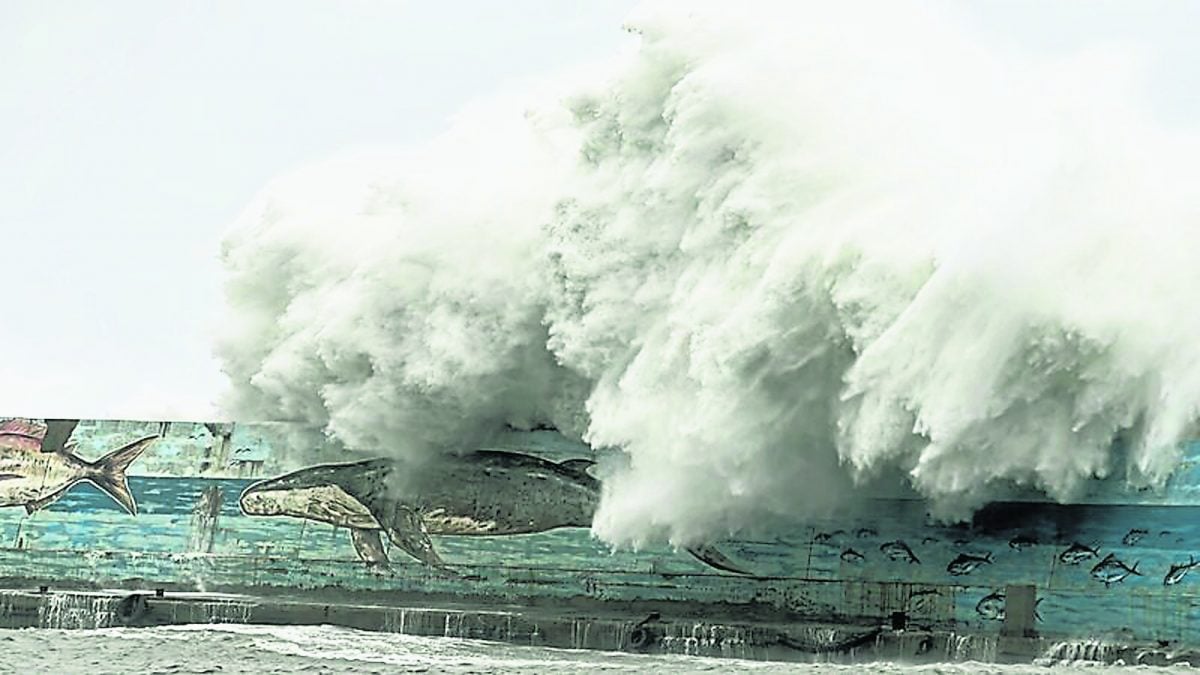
[1,587,1196,667]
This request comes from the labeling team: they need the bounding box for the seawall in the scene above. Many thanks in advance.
[3,420,1200,666]
[0,585,1196,667]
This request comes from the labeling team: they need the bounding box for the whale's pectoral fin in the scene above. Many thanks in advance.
[348,528,390,570]
[376,503,453,574]
[559,459,596,474]
[686,544,756,576]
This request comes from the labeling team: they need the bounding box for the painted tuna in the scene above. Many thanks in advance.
[1121,528,1149,546]
[840,548,865,563]
[976,591,1005,621]
[239,450,753,576]
[0,418,156,515]
[976,590,1043,622]
[1090,553,1141,587]
[1164,556,1199,587]
[947,552,993,576]
[1058,542,1100,565]
[1008,534,1037,551]
[880,540,920,564]
[814,530,846,545]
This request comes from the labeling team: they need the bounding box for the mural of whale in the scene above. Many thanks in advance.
[238,450,752,575]
[0,418,158,515]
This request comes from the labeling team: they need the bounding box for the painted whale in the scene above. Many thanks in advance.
[0,418,157,515]
[238,450,751,575]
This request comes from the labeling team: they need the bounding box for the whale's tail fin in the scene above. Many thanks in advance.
[686,544,755,576]
[85,435,158,516]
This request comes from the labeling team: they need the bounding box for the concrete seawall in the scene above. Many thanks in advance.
[3,422,1200,665]
[1,585,1196,667]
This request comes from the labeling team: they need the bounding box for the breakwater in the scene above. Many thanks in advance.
[0,586,1195,667]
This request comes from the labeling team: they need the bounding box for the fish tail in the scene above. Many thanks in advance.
[1131,561,1142,576]
[86,435,158,516]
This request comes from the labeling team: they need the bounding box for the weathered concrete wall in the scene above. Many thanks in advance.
[4,416,1200,664]
[0,589,1195,667]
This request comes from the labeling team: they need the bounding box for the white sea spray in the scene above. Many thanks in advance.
[218,1,1200,548]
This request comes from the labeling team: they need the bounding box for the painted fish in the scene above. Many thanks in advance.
[976,591,1043,622]
[880,540,920,564]
[1121,528,1149,546]
[1008,534,1037,551]
[813,531,836,544]
[1058,542,1100,565]
[1164,556,1200,586]
[0,418,156,515]
[976,591,1005,621]
[840,548,865,563]
[855,527,878,539]
[947,552,993,576]
[1090,553,1141,587]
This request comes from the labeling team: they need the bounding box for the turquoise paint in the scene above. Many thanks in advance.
[1,418,1199,644]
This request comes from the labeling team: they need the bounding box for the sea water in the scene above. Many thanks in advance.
[0,624,1183,674]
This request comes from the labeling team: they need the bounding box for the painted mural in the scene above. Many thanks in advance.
[3,416,1200,646]
[0,419,156,516]
[237,452,749,575]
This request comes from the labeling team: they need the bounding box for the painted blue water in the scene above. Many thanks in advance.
[2,476,1200,644]
[52,476,253,518]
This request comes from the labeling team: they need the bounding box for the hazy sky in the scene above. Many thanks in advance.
[2,1,1198,421]
[0,0,638,419]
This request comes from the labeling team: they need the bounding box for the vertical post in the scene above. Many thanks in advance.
[1002,584,1036,638]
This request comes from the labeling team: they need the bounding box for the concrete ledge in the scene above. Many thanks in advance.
[2,586,1197,666]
